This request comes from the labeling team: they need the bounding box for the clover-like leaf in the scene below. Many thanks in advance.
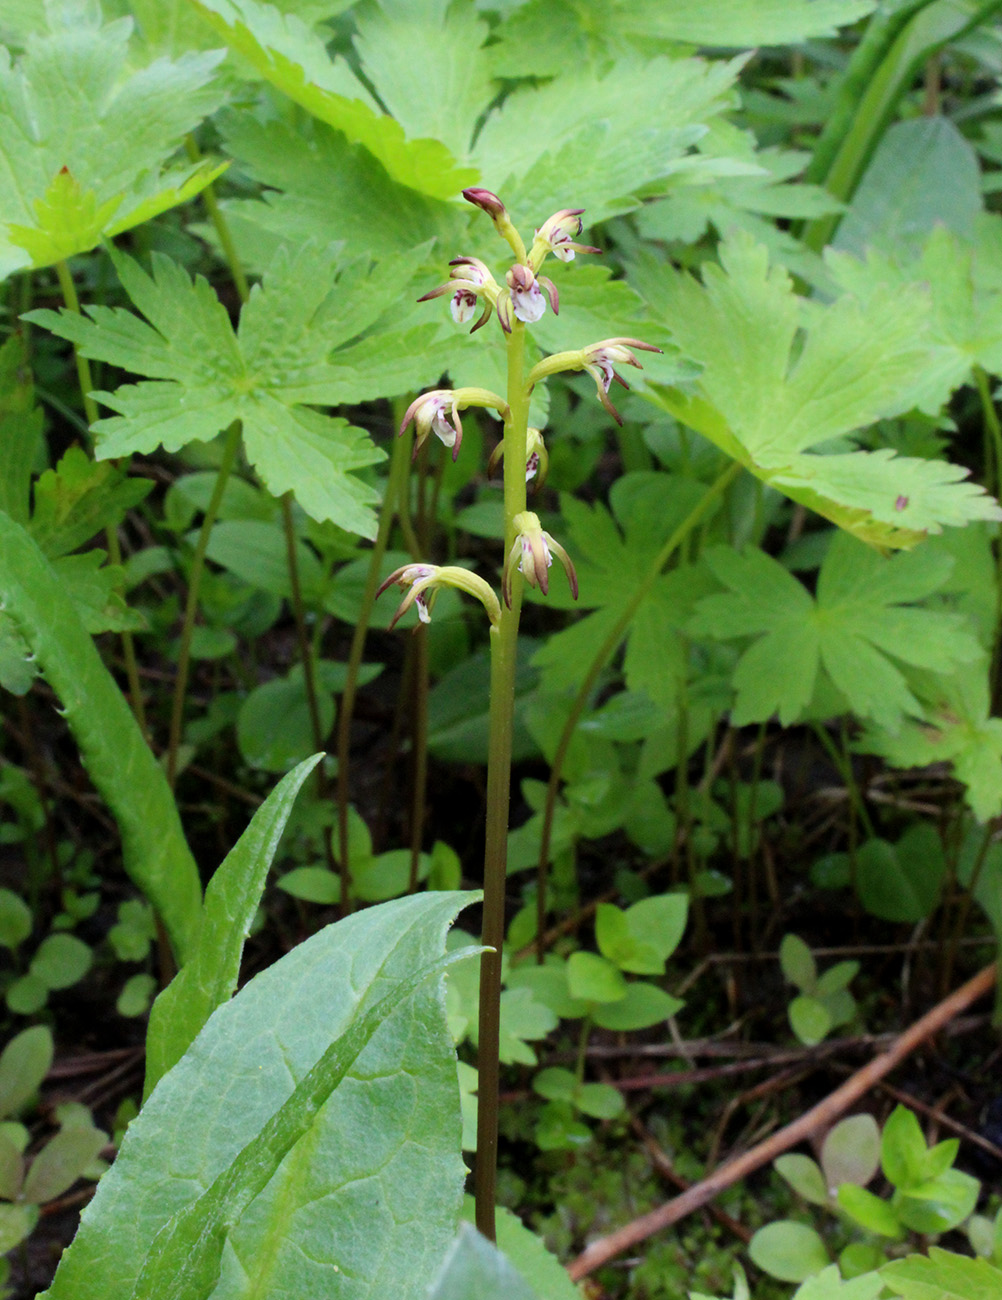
[641,232,1002,546]
[0,1,225,280]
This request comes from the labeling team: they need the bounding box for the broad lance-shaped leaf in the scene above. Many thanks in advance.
[0,1,226,280]
[0,511,201,962]
[189,0,476,199]
[27,242,450,537]
[42,893,479,1300]
[144,755,322,1098]
[689,531,982,733]
[639,231,1002,547]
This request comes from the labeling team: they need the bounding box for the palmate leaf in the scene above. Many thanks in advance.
[860,655,1002,822]
[614,0,876,45]
[27,242,451,537]
[190,0,476,199]
[826,223,1002,414]
[0,0,225,280]
[689,532,982,732]
[639,232,1002,547]
[472,53,741,226]
[530,472,719,707]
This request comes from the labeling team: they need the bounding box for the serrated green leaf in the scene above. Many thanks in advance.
[691,533,980,730]
[615,0,876,45]
[144,756,322,1096]
[42,893,476,1300]
[28,244,415,536]
[0,3,224,278]
[29,448,152,560]
[881,1247,1002,1300]
[191,0,475,198]
[643,232,1002,546]
[472,53,739,226]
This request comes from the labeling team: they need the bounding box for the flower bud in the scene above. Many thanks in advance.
[488,427,548,488]
[462,186,527,262]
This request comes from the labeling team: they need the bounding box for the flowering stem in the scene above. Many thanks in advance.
[534,461,743,959]
[475,320,529,1242]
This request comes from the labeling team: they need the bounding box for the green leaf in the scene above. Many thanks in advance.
[42,893,476,1300]
[22,1125,106,1204]
[614,0,876,45]
[780,934,817,993]
[592,980,683,1031]
[30,933,92,990]
[789,996,832,1047]
[0,888,31,950]
[796,1265,885,1300]
[0,1026,53,1119]
[5,974,48,1015]
[595,893,688,975]
[275,865,340,905]
[28,243,429,537]
[861,655,1002,823]
[566,951,627,1004]
[472,53,739,226]
[116,973,157,1019]
[775,1154,830,1207]
[821,1114,881,1192]
[429,1222,539,1300]
[0,4,224,278]
[459,1201,580,1300]
[881,1247,1002,1300]
[190,0,475,199]
[838,1183,902,1238]
[644,232,1002,546]
[144,756,321,1097]
[0,512,202,963]
[855,826,945,923]
[28,448,153,561]
[882,1106,929,1190]
[749,1222,830,1283]
[834,118,982,264]
[0,1203,37,1254]
[690,533,980,731]
[895,1168,980,1236]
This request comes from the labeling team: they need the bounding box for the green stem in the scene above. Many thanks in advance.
[167,421,242,788]
[185,136,250,305]
[534,461,742,958]
[335,409,412,903]
[409,623,429,893]
[475,321,529,1243]
[55,258,147,734]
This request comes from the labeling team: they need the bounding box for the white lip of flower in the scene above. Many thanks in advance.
[377,562,502,629]
[428,396,459,448]
[525,451,539,481]
[451,289,478,324]
[512,280,545,323]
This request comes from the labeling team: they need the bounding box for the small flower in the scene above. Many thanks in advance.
[400,386,509,460]
[502,512,578,608]
[505,264,558,326]
[526,337,662,425]
[528,208,601,270]
[377,562,501,629]
[418,256,498,333]
[488,427,549,489]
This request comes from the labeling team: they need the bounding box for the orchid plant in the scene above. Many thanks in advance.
[378,187,660,1240]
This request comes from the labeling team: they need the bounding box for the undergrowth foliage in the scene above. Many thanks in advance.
[2,2,1002,1299]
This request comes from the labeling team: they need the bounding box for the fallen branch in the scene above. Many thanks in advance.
[568,961,997,1282]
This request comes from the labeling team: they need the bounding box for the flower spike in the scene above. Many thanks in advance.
[502,512,578,608]
[400,387,509,461]
[377,563,501,630]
